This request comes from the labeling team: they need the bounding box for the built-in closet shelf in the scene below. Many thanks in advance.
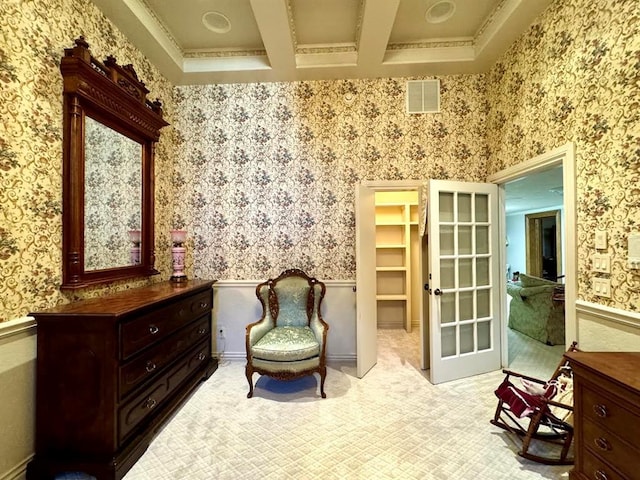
[375,191,419,331]
[376,294,408,301]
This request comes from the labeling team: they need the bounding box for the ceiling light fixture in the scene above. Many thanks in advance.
[425,1,456,24]
[202,11,231,34]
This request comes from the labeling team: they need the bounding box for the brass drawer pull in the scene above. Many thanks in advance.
[149,325,159,335]
[197,327,206,335]
[145,361,157,373]
[594,437,611,451]
[593,404,608,418]
[594,470,609,480]
[197,352,206,361]
[199,302,209,309]
[144,398,157,410]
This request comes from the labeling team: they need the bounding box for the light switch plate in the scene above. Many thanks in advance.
[593,277,611,298]
[592,254,611,273]
[595,230,607,249]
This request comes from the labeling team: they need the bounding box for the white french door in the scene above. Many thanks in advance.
[427,180,501,384]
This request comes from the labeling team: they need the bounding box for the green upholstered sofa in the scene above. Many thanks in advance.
[506,273,565,345]
[245,269,329,398]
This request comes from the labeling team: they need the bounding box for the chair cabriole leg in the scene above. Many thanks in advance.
[245,364,254,398]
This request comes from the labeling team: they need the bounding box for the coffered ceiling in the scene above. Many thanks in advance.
[91,0,552,85]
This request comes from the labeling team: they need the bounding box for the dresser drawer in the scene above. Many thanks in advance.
[582,386,640,449]
[118,339,211,443]
[583,418,639,480]
[582,451,628,480]
[119,315,211,398]
[120,289,212,359]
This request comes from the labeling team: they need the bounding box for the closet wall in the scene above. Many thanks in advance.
[375,191,420,330]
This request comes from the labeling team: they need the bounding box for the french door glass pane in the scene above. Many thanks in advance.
[476,226,489,254]
[477,288,490,318]
[459,258,473,288]
[477,257,490,286]
[458,225,472,254]
[460,323,474,354]
[440,192,454,222]
[441,292,456,323]
[441,259,455,289]
[441,326,456,357]
[477,321,491,350]
[458,193,472,222]
[440,225,454,255]
[459,291,473,321]
[475,194,488,222]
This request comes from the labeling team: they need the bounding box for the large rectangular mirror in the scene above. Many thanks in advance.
[60,37,168,290]
[84,116,143,271]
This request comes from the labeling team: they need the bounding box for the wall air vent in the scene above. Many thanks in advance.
[406,79,440,114]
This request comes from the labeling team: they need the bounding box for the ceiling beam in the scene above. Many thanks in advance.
[357,0,400,69]
[249,0,296,72]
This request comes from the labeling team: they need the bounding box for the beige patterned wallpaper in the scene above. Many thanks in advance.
[173,76,489,281]
[485,0,640,311]
[0,0,177,321]
[1,0,638,322]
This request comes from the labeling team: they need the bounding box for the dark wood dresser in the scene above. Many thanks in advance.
[565,351,640,480]
[27,280,217,480]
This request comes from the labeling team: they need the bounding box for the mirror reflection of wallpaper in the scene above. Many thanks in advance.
[485,0,640,310]
[84,116,142,271]
[174,76,490,281]
[0,0,177,321]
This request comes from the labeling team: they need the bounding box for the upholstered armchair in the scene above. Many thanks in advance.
[245,269,329,398]
[506,273,565,345]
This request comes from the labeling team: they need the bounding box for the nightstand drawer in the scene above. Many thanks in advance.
[582,451,627,480]
[119,316,211,398]
[584,418,639,480]
[120,289,212,359]
[582,386,640,449]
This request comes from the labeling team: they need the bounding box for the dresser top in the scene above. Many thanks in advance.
[565,351,640,394]
[32,279,216,318]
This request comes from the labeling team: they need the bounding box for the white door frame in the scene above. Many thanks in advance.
[487,142,577,366]
[356,180,424,375]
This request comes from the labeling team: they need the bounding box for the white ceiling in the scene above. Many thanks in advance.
[505,166,564,214]
[91,0,553,85]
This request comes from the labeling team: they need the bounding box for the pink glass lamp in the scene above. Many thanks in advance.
[128,230,141,265]
[170,229,187,282]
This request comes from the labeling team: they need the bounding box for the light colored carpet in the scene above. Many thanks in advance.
[60,329,570,479]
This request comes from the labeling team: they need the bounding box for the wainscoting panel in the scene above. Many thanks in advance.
[0,317,36,480]
[576,300,640,351]
[212,280,357,361]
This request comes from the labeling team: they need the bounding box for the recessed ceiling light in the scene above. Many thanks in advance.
[202,11,231,34]
[425,1,456,24]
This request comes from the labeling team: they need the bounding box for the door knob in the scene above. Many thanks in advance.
[433,288,442,296]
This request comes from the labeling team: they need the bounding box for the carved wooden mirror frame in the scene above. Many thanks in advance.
[60,37,168,290]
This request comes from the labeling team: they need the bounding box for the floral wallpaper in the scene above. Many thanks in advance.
[485,0,640,311]
[173,76,489,281]
[0,0,177,322]
[1,0,638,322]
